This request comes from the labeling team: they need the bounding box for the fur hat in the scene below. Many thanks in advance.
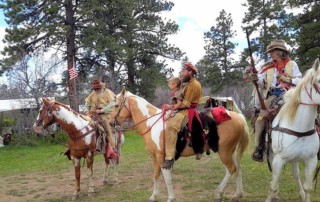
[266,40,290,54]
[91,79,105,90]
[182,62,198,74]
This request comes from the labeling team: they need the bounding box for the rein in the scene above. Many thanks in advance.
[112,95,167,136]
[272,82,320,137]
[300,85,320,106]
[272,124,316,138]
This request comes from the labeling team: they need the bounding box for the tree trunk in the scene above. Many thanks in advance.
[65,0,78,111]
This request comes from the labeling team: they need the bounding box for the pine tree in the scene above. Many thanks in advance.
[242,0,294,61]
[202,9,238,90]
[0,0,183,102]
[0,0,81,110]
[288,0,320,71]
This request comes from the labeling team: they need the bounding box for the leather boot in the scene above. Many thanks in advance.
[106,143,119,162]
[252,146,264,162]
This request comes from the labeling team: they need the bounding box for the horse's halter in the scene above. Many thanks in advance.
[112,95,131,126]
[301,82,320,106]
[35,102,55,129]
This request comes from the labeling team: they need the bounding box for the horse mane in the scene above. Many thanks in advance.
[278,67,316,121]
[53,100,71,110]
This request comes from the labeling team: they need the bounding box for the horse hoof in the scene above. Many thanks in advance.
[72,194,79,201]
[271,198,280,202]
[230,197,241,202]
[88,192,95,197]
[88,188,95,194]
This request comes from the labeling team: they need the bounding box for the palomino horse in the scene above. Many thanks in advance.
[33,98,124,200]
[265,58,320,202]
[110,88,250,202]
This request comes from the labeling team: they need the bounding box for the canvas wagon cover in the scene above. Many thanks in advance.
[0,97,54,112]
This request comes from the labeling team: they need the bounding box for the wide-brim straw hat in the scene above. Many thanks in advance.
[182,62,198,74]
[265,40,290,54]
[91,79,105,90]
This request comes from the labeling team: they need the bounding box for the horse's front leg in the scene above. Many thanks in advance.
[72,158,81,200]
[86,151,95,194]
[265,155,285,202]
[149,156,161,201]
[291,162,305,200]
[303,156,317,202]
[161,166,175,202]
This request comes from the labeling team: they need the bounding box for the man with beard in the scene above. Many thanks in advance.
[162,62,204,169]
[84,79,118,160]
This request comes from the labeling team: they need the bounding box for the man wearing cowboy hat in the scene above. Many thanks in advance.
[162,62,204,169]
[85,79,118,160]
[250,39,302,162]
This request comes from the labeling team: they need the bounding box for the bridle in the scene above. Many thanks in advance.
[111,95,165,135]
[272,80,320,138]
[300,82,320,106]
[35,102,55,129]
[113,95,131,127]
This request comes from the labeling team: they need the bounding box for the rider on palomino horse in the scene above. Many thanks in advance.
[249,40,302,162]
[65,79,118,160]
[162,62,204,169]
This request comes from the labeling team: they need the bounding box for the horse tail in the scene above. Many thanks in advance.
[236,114,250,161]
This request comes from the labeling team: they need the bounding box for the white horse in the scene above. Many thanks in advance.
[266,58,320,202]
[0,136,4,148]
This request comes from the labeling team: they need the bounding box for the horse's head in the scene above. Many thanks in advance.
[33,98,56,133]
[312,58,320,93]
[110,87,131,126]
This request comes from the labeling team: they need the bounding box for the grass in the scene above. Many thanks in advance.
[1,129,320,201]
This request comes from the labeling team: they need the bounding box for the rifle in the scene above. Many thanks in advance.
[245,29,267,110]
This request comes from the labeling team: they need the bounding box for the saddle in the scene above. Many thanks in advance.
[90,114,109,153]
[175,107,232,160]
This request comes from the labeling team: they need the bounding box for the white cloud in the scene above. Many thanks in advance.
[162,0,247,70]
[0,1,249,79]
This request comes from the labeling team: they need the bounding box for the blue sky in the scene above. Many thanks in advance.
[0,9,6,26]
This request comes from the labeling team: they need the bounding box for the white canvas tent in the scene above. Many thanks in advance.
[0,97,54,135]
[0,98,38,112]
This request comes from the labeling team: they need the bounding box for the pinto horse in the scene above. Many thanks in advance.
[110,88,250,202]
[33,98,124,200]
[265,58,320,202]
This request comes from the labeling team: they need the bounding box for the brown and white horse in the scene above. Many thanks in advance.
[33,98,124,200]
[110,88,250,202]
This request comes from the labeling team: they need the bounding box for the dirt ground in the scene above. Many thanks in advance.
[0,159,187,202]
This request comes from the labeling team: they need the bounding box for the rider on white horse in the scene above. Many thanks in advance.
[249,39,302,162]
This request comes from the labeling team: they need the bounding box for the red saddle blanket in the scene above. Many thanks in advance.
[211,106,232,124]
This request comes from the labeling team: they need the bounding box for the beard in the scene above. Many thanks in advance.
[181,74,191,83]
[94,90,104,98]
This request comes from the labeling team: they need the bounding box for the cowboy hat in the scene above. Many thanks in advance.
[265,40,290,54]
[90,79,105,90]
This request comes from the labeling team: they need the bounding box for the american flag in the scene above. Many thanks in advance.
[68,58,78,80]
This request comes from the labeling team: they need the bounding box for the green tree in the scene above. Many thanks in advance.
[1,0,181,105]
[202,9,239,90]
[288,0,320,72]
[78,0,183,100]
[0,0,80,110]
[242,0,295,61]
[196,57,222,93]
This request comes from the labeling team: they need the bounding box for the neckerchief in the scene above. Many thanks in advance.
[259,58,290,75]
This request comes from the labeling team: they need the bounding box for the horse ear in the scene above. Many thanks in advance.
[313,58,320,71]
[42,98,50,106]
[121,86,126,96]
